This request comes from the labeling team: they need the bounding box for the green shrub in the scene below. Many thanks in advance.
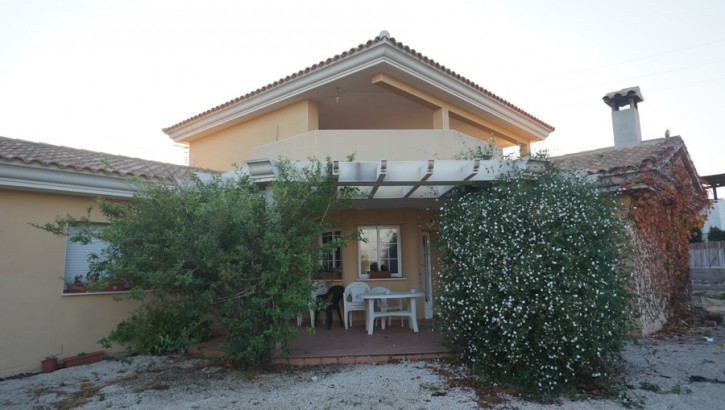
[42,160,355,366]
[708,226,725,242]
[100,298,212,355]
[437,167,633,396]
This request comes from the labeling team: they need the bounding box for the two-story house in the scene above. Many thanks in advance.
[0,31,554,377]
[161,30,554,322]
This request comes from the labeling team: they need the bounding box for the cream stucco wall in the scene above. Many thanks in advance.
[188,100,319,171]
[450,117,497,144]
[0,190,138,378]
[251,130,502,162]
[329,208,436,325]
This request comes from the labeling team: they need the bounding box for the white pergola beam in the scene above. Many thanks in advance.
[245,158,277,182]
[368,160,387,198]
[245,158,547,200]
[437,185,455,197]
[402,160,435,198]
[462,159,480,181]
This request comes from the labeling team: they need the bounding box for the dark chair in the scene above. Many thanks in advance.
[315,285,345,329]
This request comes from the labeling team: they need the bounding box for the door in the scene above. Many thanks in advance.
[422,231,434,319]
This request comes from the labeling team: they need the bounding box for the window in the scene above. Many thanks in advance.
[63,225,118,293]
[320,230,342,273]
[359,225,401,278]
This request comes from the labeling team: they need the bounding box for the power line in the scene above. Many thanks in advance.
[542,38,725,80]
[558,58,725,92]
[649,76,725,94]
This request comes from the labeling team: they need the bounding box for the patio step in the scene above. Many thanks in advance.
[189,319,449,366]
[188,344,450,366]
[271,351,451,366]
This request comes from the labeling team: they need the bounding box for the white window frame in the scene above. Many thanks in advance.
[319,229,342,273]
[63,224,112,293]
[358,225,402,278]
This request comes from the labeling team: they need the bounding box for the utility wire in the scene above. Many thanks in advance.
[557,58,725,92]
[541,38,725,80]
[649,76,725,94]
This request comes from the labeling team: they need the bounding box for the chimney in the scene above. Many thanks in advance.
[603,86,644,148]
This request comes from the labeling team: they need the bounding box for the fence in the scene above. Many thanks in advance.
[689,241,725,268]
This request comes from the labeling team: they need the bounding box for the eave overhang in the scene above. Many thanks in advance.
[0,161,137,198]
[0,161,214,199]
[164,41,553,143]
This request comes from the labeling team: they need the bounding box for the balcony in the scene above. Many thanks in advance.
[250,129,502,162]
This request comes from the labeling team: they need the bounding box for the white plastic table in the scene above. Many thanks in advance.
[360,291,425,335]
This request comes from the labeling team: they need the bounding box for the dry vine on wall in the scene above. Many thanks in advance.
[624,155,710,328]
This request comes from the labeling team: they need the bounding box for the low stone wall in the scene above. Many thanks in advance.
[690,268,725,291]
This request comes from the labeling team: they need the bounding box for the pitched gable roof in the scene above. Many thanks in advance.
[0,136,200,181]
[552,136,703,191]
[162,32,554,137]
[553,137,683,175]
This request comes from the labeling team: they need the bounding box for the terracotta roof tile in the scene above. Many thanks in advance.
[0,136,204,181]
[163,33,554,133]
[552,137,684,177]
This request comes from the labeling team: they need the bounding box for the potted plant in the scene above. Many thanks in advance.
[63,350,105,368]
[103,280,129,292]
[64,274,130,293]
[368,262,391,279]
[64,275,86,293]
[369,270,391,279]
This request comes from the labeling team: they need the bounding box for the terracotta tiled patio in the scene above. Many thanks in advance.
[191,318,451,366]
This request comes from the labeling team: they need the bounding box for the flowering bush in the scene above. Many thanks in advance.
[437,168,633,396]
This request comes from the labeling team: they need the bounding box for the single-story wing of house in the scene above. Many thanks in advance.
[0,136,209,377]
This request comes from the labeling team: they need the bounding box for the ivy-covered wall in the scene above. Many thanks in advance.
[554,137,710,335]
[619,152,710,335]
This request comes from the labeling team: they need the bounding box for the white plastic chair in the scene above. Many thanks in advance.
[370,286,405,328]
[296,281,328,327]
[343,282,370,329]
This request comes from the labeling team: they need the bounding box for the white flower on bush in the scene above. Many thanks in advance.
[437,167,632,395]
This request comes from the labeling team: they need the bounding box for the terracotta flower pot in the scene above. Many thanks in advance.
[103,281,127,292]
[63,351,105,368]
[65,284,86,293]
[369,271,391,279]
[41,357,57,373]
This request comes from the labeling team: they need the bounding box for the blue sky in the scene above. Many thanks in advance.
[1,0,724,174]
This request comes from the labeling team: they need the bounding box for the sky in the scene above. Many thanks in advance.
[1,0,724,175]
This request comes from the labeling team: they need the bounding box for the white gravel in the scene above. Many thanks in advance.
[2,327,723,409]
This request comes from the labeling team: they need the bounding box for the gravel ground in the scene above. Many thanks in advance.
[2,326,723,409]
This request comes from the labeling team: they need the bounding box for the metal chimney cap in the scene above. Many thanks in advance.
[603,86,644,109]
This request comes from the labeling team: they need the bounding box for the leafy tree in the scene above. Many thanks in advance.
[437,166,633,397]
[708,226,725,242]
[38,160,355,366]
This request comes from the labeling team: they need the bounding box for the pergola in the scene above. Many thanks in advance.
[702,173,725,200]
[237,158,548,208]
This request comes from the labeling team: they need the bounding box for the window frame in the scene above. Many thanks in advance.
[357,225,402,278]
[319,229,343,274]
[62,224,125,294]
